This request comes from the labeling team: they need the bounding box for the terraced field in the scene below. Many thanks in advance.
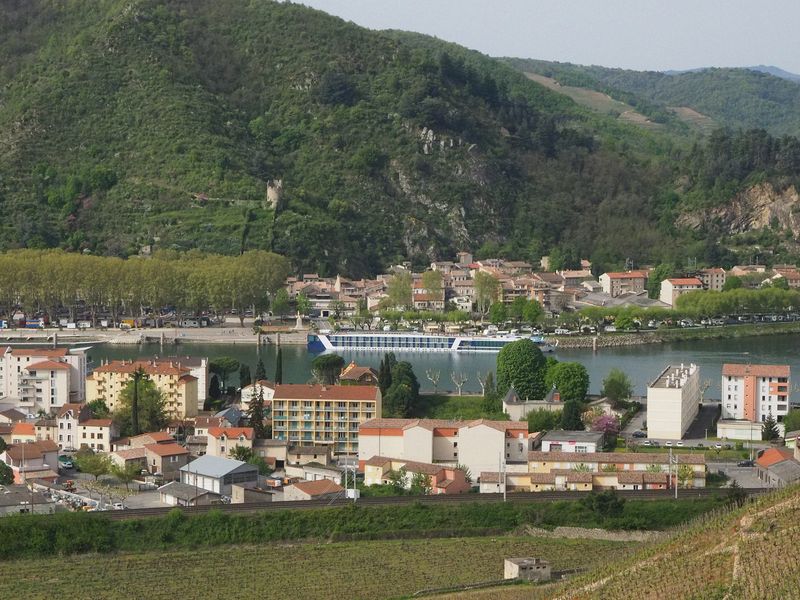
[0,536,634,600]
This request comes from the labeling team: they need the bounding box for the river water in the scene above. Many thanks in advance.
[88,334,800,399]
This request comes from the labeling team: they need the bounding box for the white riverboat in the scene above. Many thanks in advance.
[307,332,555,353]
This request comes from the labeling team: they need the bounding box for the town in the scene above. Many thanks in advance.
[1,334,798,515]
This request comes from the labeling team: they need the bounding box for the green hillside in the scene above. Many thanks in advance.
[1,1,799,276]
[503,58,800,137]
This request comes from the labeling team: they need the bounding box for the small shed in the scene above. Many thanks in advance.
[504,557,551,582]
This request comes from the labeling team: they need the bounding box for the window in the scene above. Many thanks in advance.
[453,442,458,448]
[82,433,87,439]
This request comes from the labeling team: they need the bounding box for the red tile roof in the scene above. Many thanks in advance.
[528,451,705,465]
[207,427,254,440]
[25,360,71,371]
[112,448,146,460]
[93,360,191,376]
[130,431,174,445]
[603,271,648,279]
[4,439,58,461]
[756,447,794,468]
[144,443,189,457]
[7,348,68,357]
[290,479,344,497]
[12,422,35,436]
[722,364,790,378]
[666,278,703,286]
[273,384,379,401]
[58,403,87,418]
[80,419,113,427]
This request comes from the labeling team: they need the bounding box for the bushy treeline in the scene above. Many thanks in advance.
[0,496,724,559]
[0,249,290,321]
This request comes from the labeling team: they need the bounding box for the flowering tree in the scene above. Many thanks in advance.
[591,414,621,436]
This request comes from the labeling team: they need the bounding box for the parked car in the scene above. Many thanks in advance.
[676,441,684,447]
[112,503,125,510]
[737,460,755,467]
[642,440,651,446]
[632,431,647,438]
[714,443,722,450]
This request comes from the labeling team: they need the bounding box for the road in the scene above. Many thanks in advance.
[708,462,767,489]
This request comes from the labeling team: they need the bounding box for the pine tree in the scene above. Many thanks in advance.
[209,374,221,400]
[274,348,283,385]
[248,385,268,438]
[378,352,396,394]
[239,364,252,387]
[762,411,780,441]
[560,400,584,430]
[255,357,267,382]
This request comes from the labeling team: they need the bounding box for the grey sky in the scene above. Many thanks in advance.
[299,1,800,73]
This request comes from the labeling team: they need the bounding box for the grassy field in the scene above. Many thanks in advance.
[0,536,636,600]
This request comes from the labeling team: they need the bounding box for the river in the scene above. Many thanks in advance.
[86,334,800,399]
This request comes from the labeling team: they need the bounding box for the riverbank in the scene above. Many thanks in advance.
[554,321,800,349]
[0,327,308,346]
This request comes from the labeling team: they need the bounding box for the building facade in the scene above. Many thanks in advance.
[272,384,381,455]
[599,271,648,297]
[659,278,704,307]
[721,364,790,424]
[87,359,198,420]
[0,347,87,413]
[646,364,701,440]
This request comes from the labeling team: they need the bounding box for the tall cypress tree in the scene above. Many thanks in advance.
[255,357,267,382]
[274,348,283,385]
[248,385,267,439]
[239,364,252,387]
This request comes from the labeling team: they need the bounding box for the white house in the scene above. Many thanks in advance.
[659,278,703,307]
[646,364,700,440]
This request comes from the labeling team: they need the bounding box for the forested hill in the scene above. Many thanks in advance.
[503,58,800,137]
[1,1,799,277]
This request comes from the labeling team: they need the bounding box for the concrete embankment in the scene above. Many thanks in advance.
[0,328,310,346]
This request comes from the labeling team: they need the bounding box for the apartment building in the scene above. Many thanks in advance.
[697,268,727,291]
[525,450,706,490]
[0,347,87,413]
[646,364,701,440]
[659,277,703,307]
[56,403,91,450]
[76,418,117,452]
[357,418,529,482]
[721,364,790,424]
[150,356,209,411]
[86,359,198,419]
[598,271,648,297]
[271,384,381,455]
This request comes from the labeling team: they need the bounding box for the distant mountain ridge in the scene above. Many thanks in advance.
[502,58,800,136]
[664,64,800,83]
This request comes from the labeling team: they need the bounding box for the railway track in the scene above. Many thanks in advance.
[98,487,767,521]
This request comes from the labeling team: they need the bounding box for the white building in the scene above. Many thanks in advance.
[357,418,530,482]
[0,347,87,413]
[721,363,790,425]
[659,278,703,307]
[240,380,275,411]
[698,268,726,291]
[646,364,700,440]
[540,431,604,453]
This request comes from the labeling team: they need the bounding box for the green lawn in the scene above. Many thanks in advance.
[412,394,501,420]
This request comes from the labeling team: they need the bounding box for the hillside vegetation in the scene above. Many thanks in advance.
[504,58,800,137]
[455,486,800,599]
[2,1,800,274]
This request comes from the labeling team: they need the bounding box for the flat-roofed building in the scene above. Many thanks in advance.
[540,431,604,453]
[599,271,648,297]
[647,364,701,440]
[271,384,380,455]
[659,278,703,307]
[721,363,790,425]
[0,347,87,412]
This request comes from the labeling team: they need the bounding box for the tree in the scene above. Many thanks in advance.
[387,468,407,494]
[230,445,254,461]
[421,270,443,302]
[527,408,561,433]
[783,408,800,434]
[113,378,168,437]
[210,357,241,390]
[295,292,311,316]
[722,276,743,291]
[129,367,146,437]
[87,399,110,418]
[311,353,345,385]
[677,464,694,488]
[209,374,222,401]
[488,301,507,324]
[496,339,547,402]
[580,490,625,518]
[601,368,633,408]
[522,300,544,324]
[450,372,468,396]
[239,364,252,388]
[474,271,500,314]
[425,369,441,393]
[248,385,269,439]
[255,357,267,382]
[111,462,141,491]
[727,479,747,507]
[274,348,283,384]
[75,451,111,481]
[385,271,412,309]
[762,411,780,441]
[409,472,432,495]
[271,288,291,319]
[0,461,12,485]
[647,263,674,299]
[561,400,585,430]
[545,362,589,403]
[383,362,420,417]
[0,438,6,454]
[378,352,397,394]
